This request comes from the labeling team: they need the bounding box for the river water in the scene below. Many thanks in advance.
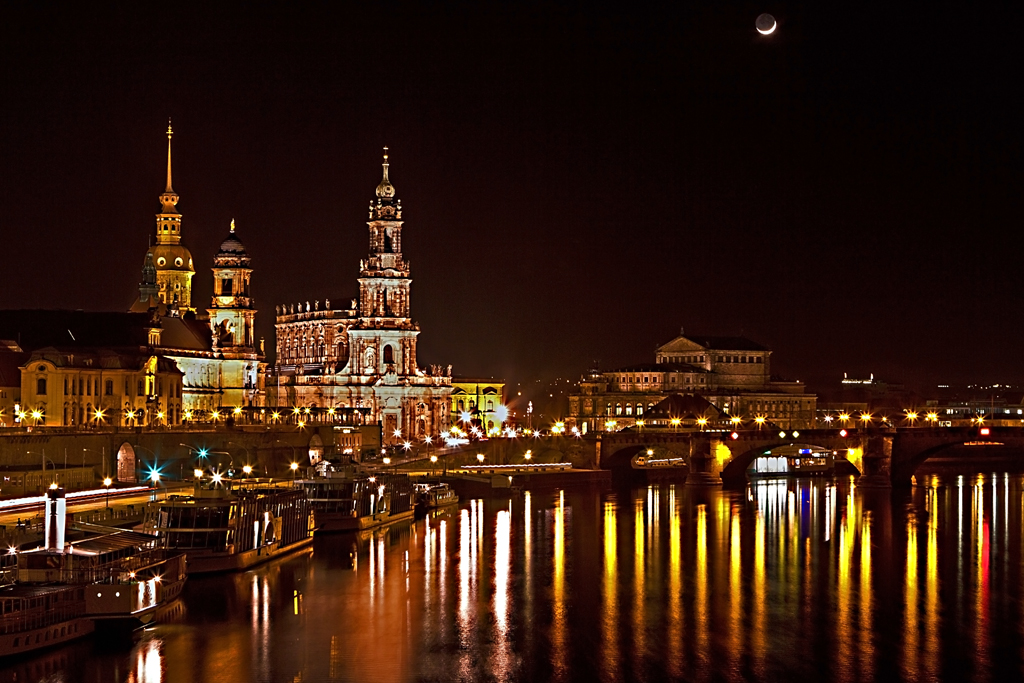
[3,474,1024,682]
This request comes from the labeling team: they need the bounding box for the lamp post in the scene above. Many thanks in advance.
[103,477,112,508]
[149,471,160,501]
[290,461,299,480]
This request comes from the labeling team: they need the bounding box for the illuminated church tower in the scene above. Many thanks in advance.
[208,220,257,352]
[268,148,451,443]
[144,122,194,314]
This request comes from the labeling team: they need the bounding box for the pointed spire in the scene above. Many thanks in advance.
[165,118,175,192]
[230,218,236,233]
[375,145,396,199]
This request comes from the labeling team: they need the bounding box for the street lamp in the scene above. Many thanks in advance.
[103,477,112,508]
[290,461,299,479]
[476,453,485,463]
[697,417,708,431]
[243,465,253,477]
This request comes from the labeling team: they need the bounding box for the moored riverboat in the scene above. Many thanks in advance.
[295,464,415,533]
[143,479,314,574]
[748,445,834,478]
[414,483,459,515]
[0,488,187,658]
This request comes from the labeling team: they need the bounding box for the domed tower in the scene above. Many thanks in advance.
[144,122,194,314]
[208,220,256,352]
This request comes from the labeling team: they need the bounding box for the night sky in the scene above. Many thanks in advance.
[2,3,1021,392]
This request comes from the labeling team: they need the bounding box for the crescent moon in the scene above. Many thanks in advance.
[757,18,777,35]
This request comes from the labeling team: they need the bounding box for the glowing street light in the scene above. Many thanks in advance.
[754,415,766,428]
[193,468,204,479]
[242,465,253,476]
[477,453,485,463]
[859,413,872,427]
[290,462,299,479]
[730,416,742,428]
[524,450,532,460]
[839,413,851,425]
[697,417,708,431]
[103,477,112,508]
[926,412,939,425]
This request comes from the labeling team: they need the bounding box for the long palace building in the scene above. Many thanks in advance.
[265,150,452,443]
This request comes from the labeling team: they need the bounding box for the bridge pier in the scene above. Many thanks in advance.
[684,439,721,487]
[857,434,894,488]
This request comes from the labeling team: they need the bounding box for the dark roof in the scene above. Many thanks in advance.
[677,335,767,352]
[24,347,182,374]
[0,310,153,349]
[644,393,721,419]
[158,316,211,352]
[0,349,27,387]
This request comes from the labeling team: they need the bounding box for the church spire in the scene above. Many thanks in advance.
[375,146,396,199]
[165,119,174,193]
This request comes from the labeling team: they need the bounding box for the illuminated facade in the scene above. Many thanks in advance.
[450,379,506,433]
[18,348,183,427]
[568,332,816,432]
[130,126,263,414]
[267,150,452,443]
[135,123,195,314]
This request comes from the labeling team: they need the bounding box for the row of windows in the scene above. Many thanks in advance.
[664,355,706,364]
[716,355,762,364]
[35,377,182,399]
[611,402,655,416]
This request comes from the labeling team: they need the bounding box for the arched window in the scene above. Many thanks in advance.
[383,344,395,364]
[487,400,494,411]
[615,402,622,415]
[637,404,644,416]
[457,399,464,411]
[625,403,633,415]
[36,378,46,395]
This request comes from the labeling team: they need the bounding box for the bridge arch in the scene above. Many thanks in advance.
[601,442,691,470]
[116,442,137,483]
[720,442,858,487]
[895,437,1024,484]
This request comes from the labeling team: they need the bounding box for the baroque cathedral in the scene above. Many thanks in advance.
[266,149,452,443]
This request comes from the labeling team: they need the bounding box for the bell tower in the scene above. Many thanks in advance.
[357,147,412,320]
[145,121,195,314]
[208,220,256,352]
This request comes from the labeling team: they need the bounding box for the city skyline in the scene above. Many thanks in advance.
[2,3,1020,390]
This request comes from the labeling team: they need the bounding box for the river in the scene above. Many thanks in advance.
[3,474,1024,682]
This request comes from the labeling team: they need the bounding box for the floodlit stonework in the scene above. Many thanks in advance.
[267,150,452,443]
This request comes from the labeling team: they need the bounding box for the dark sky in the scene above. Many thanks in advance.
[1,2,1021,392]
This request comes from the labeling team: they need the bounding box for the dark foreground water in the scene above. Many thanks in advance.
[4,474,1024,682]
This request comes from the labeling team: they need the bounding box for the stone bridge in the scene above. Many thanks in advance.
[0,425,338,490]
[595,426,1024,487]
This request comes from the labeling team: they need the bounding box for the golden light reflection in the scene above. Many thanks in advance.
[633,498,646,674]
[728,506,742,670]
[837,508,851,674]
[695,504,709,671]
[458,507,472,662]
[973,479,990,674]
[552,490,567,680]
[752,509,765,675]
[492,507,512,679]
[667,487,683,679]
[127,638,163,683]
[859,512,874,680]
[602,500,620,681]
[923,485,939,680]
[903,514,918,679]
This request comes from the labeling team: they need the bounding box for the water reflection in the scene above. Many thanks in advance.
[6,474,1024,682]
